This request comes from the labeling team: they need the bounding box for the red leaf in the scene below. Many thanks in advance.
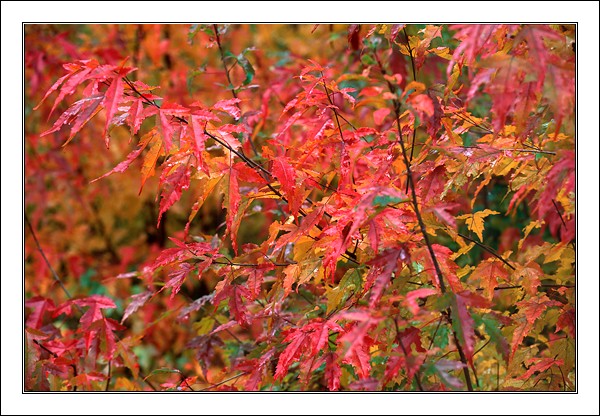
[273,206,325,253]
[127,97,146,135]
[517,357,564,381]
[92,128,158,182]
[229,285,251,327]
[434,359,466,390]
[121,291,153,324]
[272,157,303,218]
[74,295,116,330]
[92,317,125,360]
[417,165,446,204]
[274,319,342,381]
[212,98,241,120]
[157,162,191,227]
[25,297,55,329]
[451,291,490,365]
[404,288,438,315]
[40,60,99,117]
[511,295,561,357]
[324,352,341,391]
[513,261,543,296]
[471,259,509,299]
[165,262,194,299]
[413,244,462,292]
[274,330,309,380]
[555,306,575,338]
[189,114,209,173]
[373,108,390,125]
[102,74,125,146]
[366,247,409,307]
[225,167,241,253]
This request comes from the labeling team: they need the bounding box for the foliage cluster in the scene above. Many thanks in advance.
[25,23,575,391]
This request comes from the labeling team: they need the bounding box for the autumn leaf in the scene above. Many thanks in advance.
[510,295,562,358]
[513,261,544,296]
[517,357,564,381]
[74,295,117,330]
[271,157,303,218]
[165,262,194,299]
[404,288,438,315]
[25,297,55,329]
[121,291,153,324]
[451,291,490,365]
[157,161,191,227]
[457,209,500,241]
[470,259,509,299]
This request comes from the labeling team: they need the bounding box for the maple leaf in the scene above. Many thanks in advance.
[187,335,225,380]
[153,101,190,151]
[274,319,343,381]
[517,357,564,381]
[74,295,117,330]
[271,157,303,218]
[224,167,241,253]
[510,295,562,358]
[101,73,125,146]
[35,59,99,116]
[121,291,153,324]
[335,312,381,379]
[471,259,509,299]
[513,261,544,296]
[324,352,341,391]
[451,291,490,366]
[413,244,463,293]
[366,246,409,307]
[555,306,575,338]
[68,372,106,390]
[157,162,191,227]
[90,317,125,359]
[25,297,55,329]
[373,107,390,125]
[404,288,438,315]
[165,262,194,299]
[92,128,158,182]
[457,209,500,242]
[433,359,466,390]
[212,98,242,120]
[139,135,164,194]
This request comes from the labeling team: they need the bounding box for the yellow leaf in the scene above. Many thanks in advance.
[457,209,500,241]
[519,220,543,250]
[450,242,475,260]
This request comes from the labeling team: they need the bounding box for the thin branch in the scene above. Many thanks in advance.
[25,214,81,309]
[456,231,516,271]
[452,331,474,391]
[402,27,418,166]
[427,315,444,350]
[551,199,568,230]
[458,145,556,156]
[197,372,248,391]
[213,24,238,101]
[376,47,475,390]
[213,24,260,157]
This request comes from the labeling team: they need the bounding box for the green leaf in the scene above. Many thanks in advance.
[372,195,405,208]
[361,54,376,66]
[236,53,255,86]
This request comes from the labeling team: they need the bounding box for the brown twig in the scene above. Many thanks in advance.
[456,231,516,271]
[197,372,248,391]
[25,214,81,310]
[375,48,475,390]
